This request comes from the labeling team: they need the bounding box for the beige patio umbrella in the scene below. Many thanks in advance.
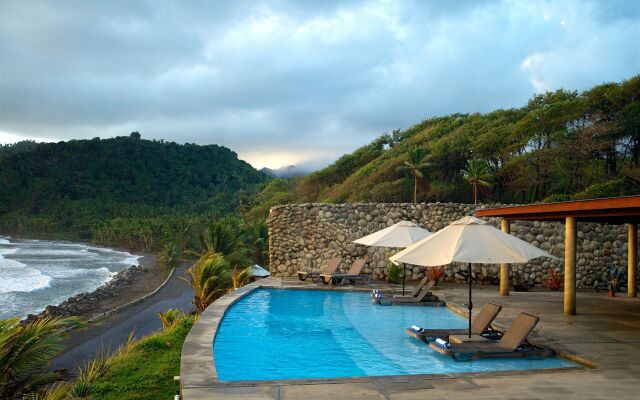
[390,216,557,337]
[353,220,431,295]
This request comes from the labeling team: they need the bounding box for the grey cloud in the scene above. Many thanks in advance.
[1,0,639,168]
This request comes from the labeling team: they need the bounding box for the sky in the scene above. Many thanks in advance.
[0,0,639,170]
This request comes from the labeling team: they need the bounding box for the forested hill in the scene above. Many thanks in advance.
[0,134,269,235]
[246,75,640,218]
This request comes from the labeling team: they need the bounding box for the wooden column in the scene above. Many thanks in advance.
[629,223,637,298]
[564,217,577,315]
[500,218,510,296]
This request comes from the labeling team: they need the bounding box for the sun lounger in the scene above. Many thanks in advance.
[406,302,502,342]
[370,276,431,300]
[393,276,431,299]
[429,312,554,360]
[373,282,442,306]
[320,259,369,285]
[297,257,341,282]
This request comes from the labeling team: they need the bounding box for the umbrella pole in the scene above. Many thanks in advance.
[402,264,406,296]
[468,262,473,338]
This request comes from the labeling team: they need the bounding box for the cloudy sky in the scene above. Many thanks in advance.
[1,0,638,169]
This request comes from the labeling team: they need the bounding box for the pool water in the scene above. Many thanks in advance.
[213,288,576,381]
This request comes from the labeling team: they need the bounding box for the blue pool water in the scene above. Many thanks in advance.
[213,288,577,381]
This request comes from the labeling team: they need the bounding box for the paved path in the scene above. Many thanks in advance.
[51,264,193,373]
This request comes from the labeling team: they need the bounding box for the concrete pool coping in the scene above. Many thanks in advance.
[180,278,596,398]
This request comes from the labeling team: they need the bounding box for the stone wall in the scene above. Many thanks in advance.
[268,202,634,288]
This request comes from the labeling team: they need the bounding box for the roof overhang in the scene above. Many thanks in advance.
[476,196,640,224]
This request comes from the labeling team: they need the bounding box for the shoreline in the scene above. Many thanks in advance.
[23,252,169,322]
[0,234,170,322]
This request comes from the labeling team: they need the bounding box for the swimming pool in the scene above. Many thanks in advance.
[213,288,576,381]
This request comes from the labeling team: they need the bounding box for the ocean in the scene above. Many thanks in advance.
[0,236,140,319]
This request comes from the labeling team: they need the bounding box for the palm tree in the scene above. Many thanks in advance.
[158,243,181,270]
[244,219,268,266]
[180,253,231,313]
[188,218,248,266]
[397,146,431,203]
[0,316,82,398]
[461,159,493,204]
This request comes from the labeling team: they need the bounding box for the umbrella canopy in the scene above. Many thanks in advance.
[390,216,557,266]
[249,264,270,277]
[354,220,431,295]
[390,216,557,338]
[353,220,431,247]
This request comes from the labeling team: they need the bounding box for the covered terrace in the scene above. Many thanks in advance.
[476,196,640,315]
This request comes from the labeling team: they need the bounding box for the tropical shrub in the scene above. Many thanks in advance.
[387,263,402,283]
[180,253,231,312]
[427,266,446,284]
[158,309,184,331]
[231,267,252,289]
[0,316,82,398]
[544,268,564,291]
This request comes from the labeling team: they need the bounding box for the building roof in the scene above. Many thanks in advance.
[475,196,640,224]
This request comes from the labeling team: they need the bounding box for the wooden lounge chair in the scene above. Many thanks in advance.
[370,276,431,300]
[429,312,554,360]
[297,257,341,282]
[405,302,502,342]
[393,276,431,299]
[374,283,441,305]
[320,259,369,285]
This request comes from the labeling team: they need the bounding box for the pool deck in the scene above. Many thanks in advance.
[181,278,640,399]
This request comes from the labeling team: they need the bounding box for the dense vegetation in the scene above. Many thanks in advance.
[90,316,194,400]
[0,134,269,247]
[249,75,639,213]
[0,312,194,399]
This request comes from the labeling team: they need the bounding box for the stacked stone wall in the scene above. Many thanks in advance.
[268,202,634,288]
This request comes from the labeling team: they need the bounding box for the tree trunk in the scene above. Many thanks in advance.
[413,174,417,203]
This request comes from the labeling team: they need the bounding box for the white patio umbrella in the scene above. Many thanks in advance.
[249,264,270,278]
[390,216,557,337]
[353,220,431,295]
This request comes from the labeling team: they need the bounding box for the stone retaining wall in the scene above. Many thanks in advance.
[268,203,634,288]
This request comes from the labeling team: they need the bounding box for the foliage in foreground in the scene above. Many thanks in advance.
[88,315,195,400]
[33,315,194,400]
[0,316,82,399]
[158,309,185,331]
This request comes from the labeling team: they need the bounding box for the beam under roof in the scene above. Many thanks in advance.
[475,196,640,224]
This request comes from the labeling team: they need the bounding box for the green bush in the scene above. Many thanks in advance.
[387,263,402,283]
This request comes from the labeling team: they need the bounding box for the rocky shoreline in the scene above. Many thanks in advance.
[22,264,149,323]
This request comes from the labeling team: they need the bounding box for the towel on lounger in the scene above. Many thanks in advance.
[434,338,450,349]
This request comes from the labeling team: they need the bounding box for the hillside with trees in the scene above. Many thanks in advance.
[0,134,269,242]
[246,75,640,217]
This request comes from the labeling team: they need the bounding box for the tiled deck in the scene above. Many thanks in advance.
[181,278,640,399]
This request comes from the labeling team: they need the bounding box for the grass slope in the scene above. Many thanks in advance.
[91,315,194,400]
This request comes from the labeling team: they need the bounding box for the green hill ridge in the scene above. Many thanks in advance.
[249,75,640,217]
[0,134,269,237]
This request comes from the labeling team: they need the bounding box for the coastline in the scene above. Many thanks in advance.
[21,253,169,322]
[0,234,171,322]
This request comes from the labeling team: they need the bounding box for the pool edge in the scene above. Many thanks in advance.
[180,278,596,397]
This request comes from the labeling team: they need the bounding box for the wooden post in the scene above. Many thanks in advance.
[500,218,510,296]
[629,223,637,298]
[564,217,577,315]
